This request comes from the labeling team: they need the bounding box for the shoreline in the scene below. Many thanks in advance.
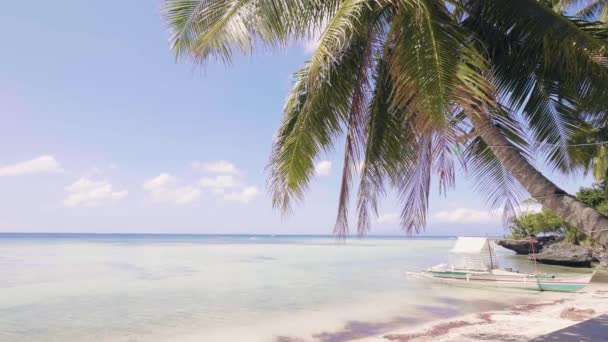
[359,282,608,342]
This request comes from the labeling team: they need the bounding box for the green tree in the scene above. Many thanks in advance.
[163,0,608,245]
[509,209,587,244]
[576,183,607,207]
[510,209,565,239]
[596,201,608,215]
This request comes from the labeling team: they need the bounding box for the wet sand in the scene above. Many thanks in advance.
[359,282,608,342]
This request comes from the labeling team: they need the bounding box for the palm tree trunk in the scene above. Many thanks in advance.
[468,112,608,246]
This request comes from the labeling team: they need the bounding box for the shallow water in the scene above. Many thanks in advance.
[0,234,594,341]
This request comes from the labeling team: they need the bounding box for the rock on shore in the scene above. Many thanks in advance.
[592,245,608,268]
[530,242,593,268]
[495,236,559,255]
[496,237,607,268]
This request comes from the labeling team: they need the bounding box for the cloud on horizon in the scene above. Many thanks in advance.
[221,186,260,203]
[0,155,63,176]
[143,173,201,204]
[432,207,501,224]
[375,213,400,225]
[64,177,127,207]
[198,164,259,204]
[192,160,240,175]
[143,160,259,206]
[199,174,240,189]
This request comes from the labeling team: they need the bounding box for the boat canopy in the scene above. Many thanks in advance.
[448,237,498,271]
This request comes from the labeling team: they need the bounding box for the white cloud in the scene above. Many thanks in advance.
[199,175,240,189]
[199,172,259,204]
[222,186,260,203]
[63,177,127,207]
[432,208,502,224]
[315,160,332,177]
[171,187,201,204]
[143,173,201,204]
[432,203,543,224]
[0,155,63,176]
[376,213,400,225]
[192,160,240,175]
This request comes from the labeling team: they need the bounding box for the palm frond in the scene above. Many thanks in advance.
[433,116,457,195]
[269,3,385,214]
[460,136,527,224]
[463,0,608,173]
[388,0,461,125]
[464,0,608,88]
[524,80,582,171]
[163,0,347,64]
[574,0,608,21]
[305,0,386,91]
[164,0,254,63]
[380,0,497,233]
[356,51,411,234]
[394,133,432,234]
[333,13,386,236]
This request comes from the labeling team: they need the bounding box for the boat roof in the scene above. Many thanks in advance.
[450,237,490,254]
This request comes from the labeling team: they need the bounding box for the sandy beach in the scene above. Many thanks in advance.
[360,280,608,342]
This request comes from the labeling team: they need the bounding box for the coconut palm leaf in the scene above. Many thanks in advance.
[269,2,385,214]
[301,0,383,92]
[388,0,463,125]
[333,8,388,236]
[393,134,433,233]
[457,104,530,223]
[383,0,499,232]
[463,0,608,173]
[573,0,608,21]
[164,0,347,64]
[355,51,407,234]
[461,136,527,224]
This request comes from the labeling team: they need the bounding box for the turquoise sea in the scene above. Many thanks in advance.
[0,234,591,341]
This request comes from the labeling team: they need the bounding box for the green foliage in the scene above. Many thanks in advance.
[597,201,608,215]
[511,182,608,244]
[564,225,589,245]
[509,209,587,244]
[576,182,607,207]
[509,209,567,238]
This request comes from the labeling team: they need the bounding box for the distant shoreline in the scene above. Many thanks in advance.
[0,232,495,238]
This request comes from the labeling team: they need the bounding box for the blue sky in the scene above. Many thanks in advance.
[0,1,593,236]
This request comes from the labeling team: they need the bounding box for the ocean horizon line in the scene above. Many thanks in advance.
[0,232,503,239]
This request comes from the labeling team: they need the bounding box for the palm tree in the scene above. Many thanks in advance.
[163,0,608,246]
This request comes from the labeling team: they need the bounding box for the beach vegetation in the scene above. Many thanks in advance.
[510,182,608,244]
[509,209,587,245]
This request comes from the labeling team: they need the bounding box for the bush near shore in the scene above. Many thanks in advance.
[500,183,608,268]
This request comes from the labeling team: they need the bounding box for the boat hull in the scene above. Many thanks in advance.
[408,270,594,292]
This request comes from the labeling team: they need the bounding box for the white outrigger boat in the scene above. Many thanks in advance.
[408,237,595,292]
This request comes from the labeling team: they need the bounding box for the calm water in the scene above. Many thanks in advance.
[0,234,589,341]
